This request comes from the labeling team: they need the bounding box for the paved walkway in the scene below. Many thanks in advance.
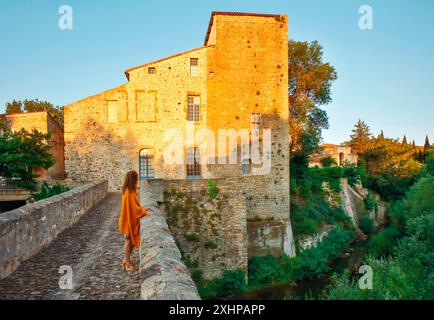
[0,193,141,300]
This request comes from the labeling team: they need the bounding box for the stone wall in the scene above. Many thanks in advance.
[158,178,248,280]
[139,180,200,300]
[340,178,365,226]
[298,225,336,251]
[0,180,108,280]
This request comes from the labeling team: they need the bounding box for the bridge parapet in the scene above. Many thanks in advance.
[139,180,200,300]
[0,180,108,280]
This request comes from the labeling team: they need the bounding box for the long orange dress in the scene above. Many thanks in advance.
[118,188,149,247]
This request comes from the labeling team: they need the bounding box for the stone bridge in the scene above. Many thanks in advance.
[0,180,199,300]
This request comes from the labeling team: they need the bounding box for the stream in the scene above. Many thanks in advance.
[232,239,368,300]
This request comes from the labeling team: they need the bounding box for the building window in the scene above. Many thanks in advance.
[186,147,201,178]
[241,159,251,175]
[187,96,200,122]
[339,152,344,166]
[190,58,198,77]
[107,100,118,123]
[251,113,261,130]
[139,149,154,179]
[148,67,156,75]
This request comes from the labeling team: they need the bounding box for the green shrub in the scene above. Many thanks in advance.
[248,255,288,287]
[363,193,378,212]
[207,179,219,200]
[185,233,200,242]
[404,175,434,219]
[294,226,355,280]
[366,174,416,202]
[320,157,337,167]
[310,166,343,192]
[299,218,319,235]
[368,226,400,258]
[290,192,349,237]
[198,269,246,299]
[204,240,218,249]
[32,181,70,201]
[247,226,355,289]
[342,163,362,186]
[358,217,374,234]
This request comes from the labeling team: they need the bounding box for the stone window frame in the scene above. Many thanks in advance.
[139,148,155,180]
[190,58,198,77]
[148,67,156,75]
[186,147,201,179]
[187,95,201,122]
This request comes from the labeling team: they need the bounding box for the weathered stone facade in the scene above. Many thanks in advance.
[64,12,294,269]
[158,178,248,279]
[0,180,108,280]
[2,111,65,180]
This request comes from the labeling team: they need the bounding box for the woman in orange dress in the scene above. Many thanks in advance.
[118,170,151,272]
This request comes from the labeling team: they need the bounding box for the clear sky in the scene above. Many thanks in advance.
[0,0,433,145]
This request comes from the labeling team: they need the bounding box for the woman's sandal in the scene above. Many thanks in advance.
[122,260,138,272]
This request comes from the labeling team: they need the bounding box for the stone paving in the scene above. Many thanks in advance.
[0,193,141,300]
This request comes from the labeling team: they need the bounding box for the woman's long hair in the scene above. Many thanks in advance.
[122,170,139,194]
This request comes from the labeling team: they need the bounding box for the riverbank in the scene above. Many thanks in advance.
[232,239,368,300]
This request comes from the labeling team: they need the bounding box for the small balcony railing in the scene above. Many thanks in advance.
[0,179,32,190]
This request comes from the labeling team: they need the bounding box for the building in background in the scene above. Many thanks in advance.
[309,143,358,168]
[1,111,65,180]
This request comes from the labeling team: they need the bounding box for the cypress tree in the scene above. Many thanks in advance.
[424,135,431,153]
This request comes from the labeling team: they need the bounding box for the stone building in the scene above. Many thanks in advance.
[309,143,358,168]
[64,12,294,276]
[1,111,65,180]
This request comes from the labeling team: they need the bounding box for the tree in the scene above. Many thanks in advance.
[411,140,416,148]
[423,134,430,153]
[288,40,337,156]
[5,100,23,114]
[0,128,54,189]
[3,99,64,128]
[360,136,422,200]
[348,119,372,155]
[288,41,337,194]
[402,135,408,145]
[378,130,385,140]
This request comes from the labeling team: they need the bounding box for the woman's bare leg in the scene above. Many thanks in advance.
[123,239,133,263]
